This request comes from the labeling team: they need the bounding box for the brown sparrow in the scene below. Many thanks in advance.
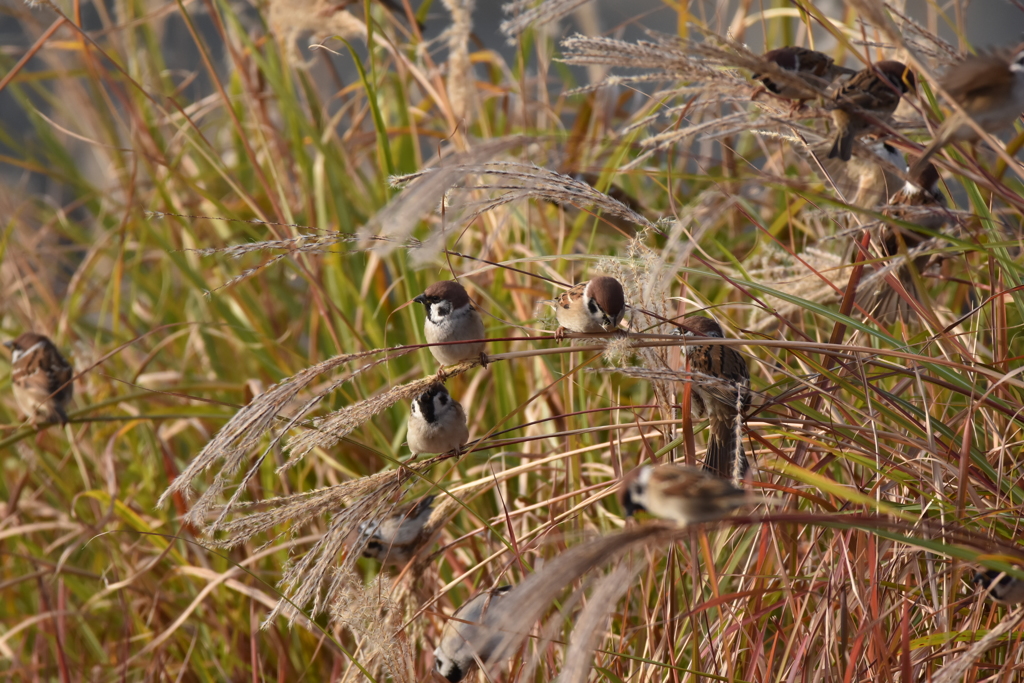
[679,315,751,481]
[881,159,946,244]
[5,332,74,426]
[752,46,855,107]
[620,463,760,525]
[407,384,468,455]
[413,281,487,369]
[855,160,946,323]
[813,139,907,207]
[358,494,436,566]
[910,44,1024,177]
[544,276,626,341]
[433,585,512,682]
[974,568,1024,605]
[828,61,915,161]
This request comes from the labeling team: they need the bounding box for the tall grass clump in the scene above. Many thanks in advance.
[3,0,1024,679]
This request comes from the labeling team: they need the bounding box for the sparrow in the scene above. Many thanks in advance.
[974,568,1024,605]
[408,384,469,455]
[433,585,512,682]
[855,159,946,323]
[358,494,436,567]
[910,44,1024,177]
[413,281,487,369]
[752,46,856,108]
[620,463,760,525]
[828,61,915,161]
[4,332,74,426]
[679,315,751,481]
[812,139,907,207]
[544,275,626,341]
[880,159,946,245]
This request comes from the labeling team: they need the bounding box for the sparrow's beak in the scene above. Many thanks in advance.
[2,340,12,349]
[413,294,427,305]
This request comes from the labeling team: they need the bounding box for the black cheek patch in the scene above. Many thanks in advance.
[421,395,437,424]
[445,663,463,682]
[588,300,598,314]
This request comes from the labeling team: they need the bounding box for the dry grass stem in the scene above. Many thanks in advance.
[554,562,641,683]
[501,0,593,43]
[478,524,684,672]
[392,160,660,242]
[160,348,412,529]
[441,0,476,122]
[330,572,416,683]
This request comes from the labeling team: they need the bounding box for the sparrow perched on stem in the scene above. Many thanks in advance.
[434,586,512,682]
[910,44,1024,177]
[752,46,856,109]
[620,463,763,525]
[828,61,915,161]
[5,332,74,426]
[974,568,1024,605]
[679,315,751,481]
[408,384,468,455]
[543,276,626,341]
[413,281,487,371]
[855,160,946,323]
[358,494,436,567]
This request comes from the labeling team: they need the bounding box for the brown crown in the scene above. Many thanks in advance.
[420,280,472,307]
[680,315,724,338]
[908,157,940,192]
[7,332,54,351]
[874,60,915,92]
[587,276,625,316]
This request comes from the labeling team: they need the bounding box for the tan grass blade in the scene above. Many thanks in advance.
[554,562,641,683]
[477,524,681,672]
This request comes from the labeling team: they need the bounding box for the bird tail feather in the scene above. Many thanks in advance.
[703,418,748,482]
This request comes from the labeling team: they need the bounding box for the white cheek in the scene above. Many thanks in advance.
[434,651,453,675]
[681,334,695,356]
[10,341,44,364]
